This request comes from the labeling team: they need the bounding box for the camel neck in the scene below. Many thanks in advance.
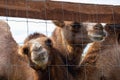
[35,68,49,80]
[102,33,118,45]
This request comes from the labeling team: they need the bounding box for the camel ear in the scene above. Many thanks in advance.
[104,24,113,32]
[45,38,53,48]
[52,20,65,28]
[19,45,29,55]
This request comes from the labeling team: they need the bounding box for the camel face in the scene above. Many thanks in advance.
[30,40,49,68]
[20,37,52,70]
[85,23,107,42]
[53,21,92,45]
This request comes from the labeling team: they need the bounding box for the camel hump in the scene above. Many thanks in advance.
[0,20,10,32]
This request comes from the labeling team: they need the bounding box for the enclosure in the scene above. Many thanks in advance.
[0,0,120,80]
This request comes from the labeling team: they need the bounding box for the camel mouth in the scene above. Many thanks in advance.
[93,36,104,41]
[88,35,105,42]
[88,30,107,42]
[31,45,49,69]
[31,52,49,66]
[30,52,49,70]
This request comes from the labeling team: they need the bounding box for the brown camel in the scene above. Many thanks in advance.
[19,32,74,80]
[51,21,106,77]
[0,21,37,80]
[80,24,120,80]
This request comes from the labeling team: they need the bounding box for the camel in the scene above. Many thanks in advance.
[19,32,74,80]
[80,24,120,80]
[51,21,106,77]
[0,20,37,80]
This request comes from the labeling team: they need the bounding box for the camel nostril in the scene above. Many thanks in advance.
[38,46,42,51]
[33,52,46,61]
[99,31,106,37]
[103,32,106,37]
[41,57,45,60]
[33,46,42,51]
[94,26,102,30]
[38,52,47,61]
[94,24,103,30]
[94,26,99,30]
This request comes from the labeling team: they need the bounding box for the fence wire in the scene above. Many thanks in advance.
[0,0,120,80]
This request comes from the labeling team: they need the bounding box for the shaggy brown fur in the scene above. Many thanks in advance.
[80,24,120,80]
[51,21,106,77]
[0,21,37,80]
[24,32,46,44]
[20,33,74,80]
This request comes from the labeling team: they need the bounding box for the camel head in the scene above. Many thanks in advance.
[19,33,53,70]
[84,23,107,42]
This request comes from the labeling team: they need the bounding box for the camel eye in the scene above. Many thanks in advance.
[72,22,81,29]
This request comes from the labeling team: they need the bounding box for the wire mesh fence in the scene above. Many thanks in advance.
[0,0,120,80]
